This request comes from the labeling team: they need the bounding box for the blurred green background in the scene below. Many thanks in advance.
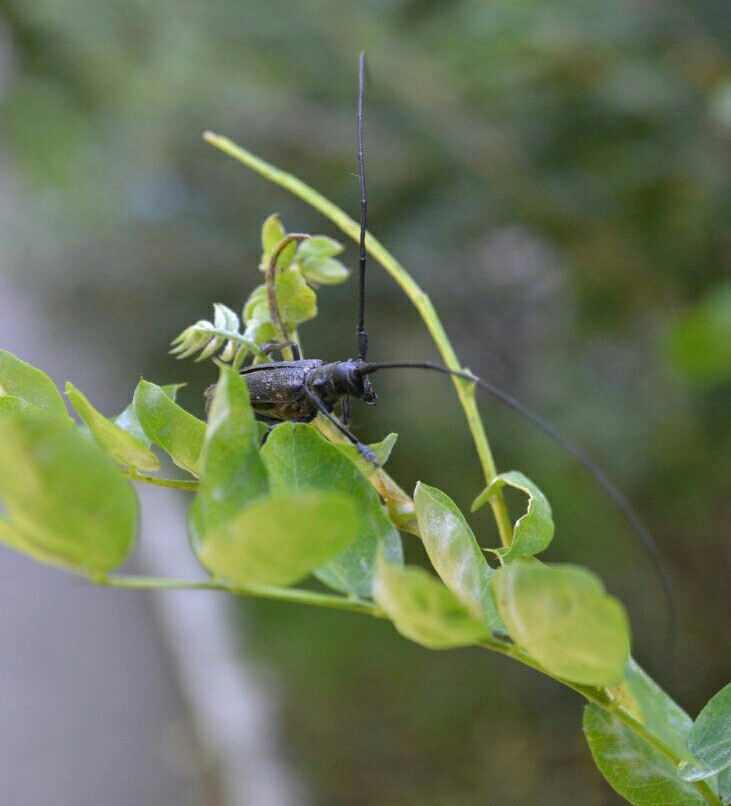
[1,0,730,803]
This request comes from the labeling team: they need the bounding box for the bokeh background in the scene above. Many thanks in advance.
[1,0,730,803]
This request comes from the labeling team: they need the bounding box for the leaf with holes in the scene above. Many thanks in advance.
[472,471,554,560]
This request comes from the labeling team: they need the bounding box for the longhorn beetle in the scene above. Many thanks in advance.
[207,53,674,624]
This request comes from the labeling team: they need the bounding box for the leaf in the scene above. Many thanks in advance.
[0,411,137,576]
[301,257,350,286]
[296,235,343,261]
[198,491,358,587]
[133,380,206,476]
[493,562,631,686]
[261,212,286,255]
[171,305,261,364]
[610,658,694,763]
[114,383,182,445]
[0,395,37,416]
[0,517,74,569]
[472,471,554,560]
[66,383,160,472]
[189,366,269,552]
[0,349,67,418]
[679,681,731,782]
[276,265,317,324]
[413,482,502,632]
[331,431,398,477]
[262,422,402,597]
[718,766,731,805]
[374,552,491,649]
[584,706,708,806]
[243,284,269,324]
[259,214,296,269]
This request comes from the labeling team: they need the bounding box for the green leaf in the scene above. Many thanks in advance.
[189,366,269,552]
[0,395,37,416]
[261,213,286,254]
[66,383,160,472]
[243,284,269,324]
[584,706,708,806]
[262,422,402,597]
[0,349,67,418]
[610,658,693,762]
[114,383,182,446]
[472,471,554,560]
[133,380,206,476]
[0,411,137,576]
[374,552,491,649]
[413,482,502,632]
[198,491,358,587]
[331,431,398,477]
[301,257,350,286]
[0,517,73,569]
[718,766,731,805]
[296,235,343,261]
[260,215,297,270]
[493,562,631,686]
[679,681,731,782]
[276,265,317,325]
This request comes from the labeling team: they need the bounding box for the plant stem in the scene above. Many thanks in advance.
[103,575,379,616]
[265,233,309,360]
[126,469,199,491]
[203,132,513,548]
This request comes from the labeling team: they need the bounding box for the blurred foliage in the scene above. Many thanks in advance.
[1,0,731,803]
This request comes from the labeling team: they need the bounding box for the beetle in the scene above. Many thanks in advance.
[206,52,674,622]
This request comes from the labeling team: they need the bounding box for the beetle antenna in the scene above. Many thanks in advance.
[360,359,676,641]
[356,51,369,362]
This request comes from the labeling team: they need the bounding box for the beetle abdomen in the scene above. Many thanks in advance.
[240,359,325,421]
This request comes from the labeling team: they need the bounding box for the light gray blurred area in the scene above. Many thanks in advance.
[0,277,198,804]
[0,274,304,806]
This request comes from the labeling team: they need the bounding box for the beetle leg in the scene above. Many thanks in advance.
[341,395,352,428]
[303,386,377,466]
[260,341,300,360]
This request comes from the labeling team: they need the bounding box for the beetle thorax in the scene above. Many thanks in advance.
[307,359,377,406]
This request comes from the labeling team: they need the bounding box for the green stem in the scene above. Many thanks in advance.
[103,575,379,616]
[126,469,199,491]
[203,131,513,548]
[265,233,309,360]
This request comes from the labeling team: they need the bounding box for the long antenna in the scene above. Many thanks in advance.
[360,359,676,641]
[356,51,369,361]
